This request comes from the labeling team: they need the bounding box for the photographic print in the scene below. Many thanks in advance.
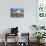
[10,8,24,17]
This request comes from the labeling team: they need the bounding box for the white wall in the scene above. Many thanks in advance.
[0,0,36,42]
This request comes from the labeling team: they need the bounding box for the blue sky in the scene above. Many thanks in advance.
[11,8,24,13]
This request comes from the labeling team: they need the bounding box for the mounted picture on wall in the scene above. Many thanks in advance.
[10,8,24,17]
[37,0,46,18]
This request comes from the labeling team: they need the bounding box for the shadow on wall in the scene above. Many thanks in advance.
[2,28,11,34]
